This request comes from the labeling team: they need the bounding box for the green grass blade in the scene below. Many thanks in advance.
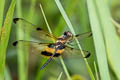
[35,59,46,80]
[54,0,78,35]
[57,72,63,80]
[39,4,52,34]
[22,0,37,79]
[16,0,27,80]
[87,0,111,80]
[0,0,16,79]
[16,0,22,17]
[55,0,95,80]
[0,0,5,53]
[27,0,36,21]
[94,61,99,80]
[35,4,52,80]
[35,5,53,80]
[95,0,120,79]
[0,0,5,29]
[5,66,12,80]
[59,56,71,80]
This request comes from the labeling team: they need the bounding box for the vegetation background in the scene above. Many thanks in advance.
[0,0,120,80]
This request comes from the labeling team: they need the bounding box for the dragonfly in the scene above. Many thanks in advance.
[12,18,92,70]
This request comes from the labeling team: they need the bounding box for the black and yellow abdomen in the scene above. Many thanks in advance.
[41,44,65,57]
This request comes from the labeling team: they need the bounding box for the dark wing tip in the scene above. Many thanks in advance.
[84,51,91,58]
[36,27,42,31]
[89,32,92,36]
[75,34,79,37]
[13,18,20,24]
[13,41,18,46]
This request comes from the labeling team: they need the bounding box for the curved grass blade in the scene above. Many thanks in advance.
[87,0,111,79]
[95,0,120,79]
[0,0,5,29]
[55,0,95,80]
[0,0,16,79]
[16,0,27,80]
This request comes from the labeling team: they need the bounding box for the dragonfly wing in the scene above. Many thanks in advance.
[75,32,92,40]
[63,46,91,58]
[13,40,58,70]
[13,40,50,56]
[13,18,57,42]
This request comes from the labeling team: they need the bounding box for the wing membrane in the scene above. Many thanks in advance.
[13,40,50,56]
[63,46,91,58]
[75,32,92,40]
[13,18,57,42]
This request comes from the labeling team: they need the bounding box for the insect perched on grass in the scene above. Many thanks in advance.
[13,18,92,70]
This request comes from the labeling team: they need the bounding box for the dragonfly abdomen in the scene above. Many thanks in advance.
[41,44,65,57]
[41,51,60,57]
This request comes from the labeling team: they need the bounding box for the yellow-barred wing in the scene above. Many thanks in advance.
[13,18,57,42]
[13,40,61,57]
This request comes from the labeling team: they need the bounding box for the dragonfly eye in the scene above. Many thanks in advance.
[64,32,67,36]
[64,31,72,38]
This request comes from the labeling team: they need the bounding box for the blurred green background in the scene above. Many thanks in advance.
[0,0,120,80]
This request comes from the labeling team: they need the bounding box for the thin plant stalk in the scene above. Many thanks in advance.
[16,0,28,80]
[57,72,63,80]
[39,4,71,80]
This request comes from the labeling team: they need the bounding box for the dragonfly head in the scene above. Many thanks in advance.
[63,31,73,42]
[64,31,72,36]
